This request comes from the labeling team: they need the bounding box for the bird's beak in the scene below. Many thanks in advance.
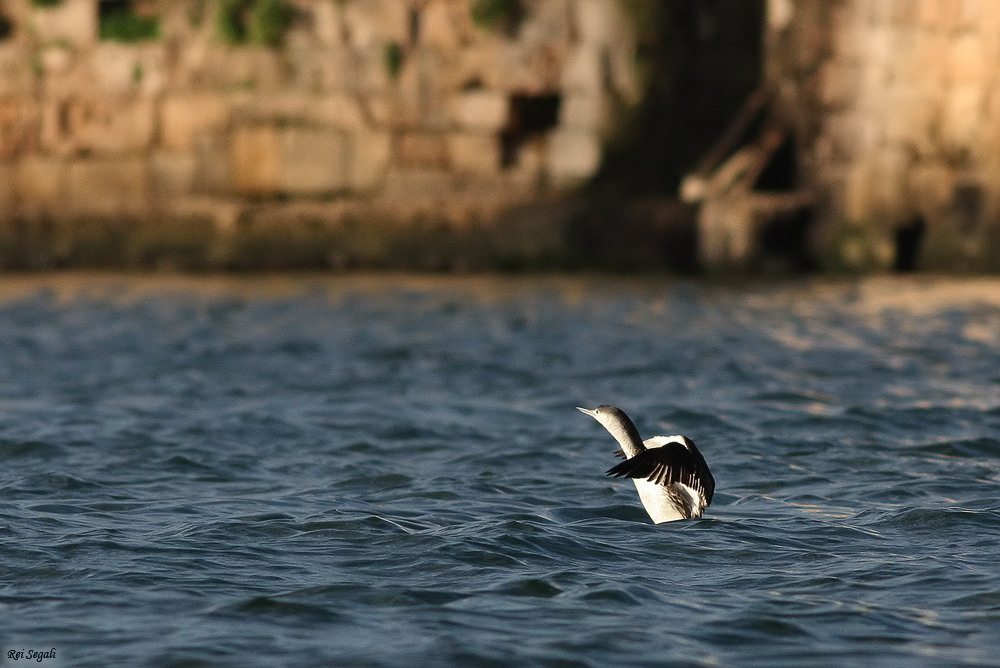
[576,407,597,417]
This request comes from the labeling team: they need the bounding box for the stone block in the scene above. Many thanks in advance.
[909,163,955,214]
[0,45,36,96]
[150,151,197,197]
[66,158,149,215]
[93,44,167,95]
[864,0,892,26]
[509,138,546,185]
[395,131,449,167]
[201,47,285,92]
[865,25,895,66]
[39,97,148,155]
[520,0,573,44]
[0,162,11,209]
[448,132,501,176]
[980,93,1000,159]
[940,85,984,152]
[349,44,393,94]
[39,44,75,78]
[817,114,863,163]
[13,157,64,208]
[947,34,988,86]
[956,0,983,31]
[843,151,910,222]
[842,159,876,223]
[76,97,157,155]
[980,0,1000,33]
[160,95,230,152]
[607,45,640,105]
[342,0,409,48]
[933,0,967,32]
[559,94,608,132]
[574,0,618,46]
[917,0,947,28]
[313,1,346,46]
[192,132,231,194]
[231,125,279,194]
[889,0,920,25]
[855,61,892,113]
[304,46,357,92]
[393,48,454,125]
[900,31,948,85]
[0,100,36,159]
[420,0,471,51]
[453,40,503,91]
[884,87,936,150]
[571,1,637,100]
[229,92,314,123]
[561,45,604,96]
[363,95,394,127]
[277,127,350,194]
[307,95,367,129]
[380,167,455,200]
[818,61,861,108]
[495,41,554,93]
[350,128,392,191]
[828,6,866,62]
[36,100,75,154]
[30,0,96,48]
[451,90,508,131]
[547,129,601,185]
[698,196,755,269]
[766,0,794,31]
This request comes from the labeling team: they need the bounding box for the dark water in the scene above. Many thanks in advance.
[2,275,999,667]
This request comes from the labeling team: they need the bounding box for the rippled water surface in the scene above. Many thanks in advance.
[2,274,1000,667]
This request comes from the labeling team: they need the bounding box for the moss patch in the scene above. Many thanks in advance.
[99,3,160,42]
[218,0,292,47]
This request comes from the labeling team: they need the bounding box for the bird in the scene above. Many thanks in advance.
[577,405,714,523]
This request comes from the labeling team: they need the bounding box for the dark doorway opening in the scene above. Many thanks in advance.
[500,93,562,169]
[759,208,817,272]
[592,0,766,196]
[0,11,14,41]
[754,132,799,191]
[894,215,925,272]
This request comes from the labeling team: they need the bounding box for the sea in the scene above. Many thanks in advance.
[1,274,999,667]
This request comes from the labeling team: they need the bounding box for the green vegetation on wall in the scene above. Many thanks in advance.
[470,0,512,26]
[385,41,404,79]
[99,7,160,42]
[218,0,292,47]
[188,0,208,28]
[470,0,523,34]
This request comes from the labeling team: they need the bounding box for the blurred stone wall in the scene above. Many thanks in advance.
[0,0,639,267]
[766,0,1000,271]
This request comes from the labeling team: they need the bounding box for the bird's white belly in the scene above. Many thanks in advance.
[633,479,688,523]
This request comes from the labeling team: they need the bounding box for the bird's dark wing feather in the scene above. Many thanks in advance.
[606,442,715,506]
[613,449,626,459]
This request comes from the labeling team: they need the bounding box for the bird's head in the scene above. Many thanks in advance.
[576,404,644,452]
[576,404,628,429]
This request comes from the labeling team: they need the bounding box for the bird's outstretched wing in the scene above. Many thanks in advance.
[606,441,715,506]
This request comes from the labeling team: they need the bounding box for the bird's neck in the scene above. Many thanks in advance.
[608,418,645,458]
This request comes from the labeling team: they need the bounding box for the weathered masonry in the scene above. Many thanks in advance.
[0,0,639,268]
[693,0,1000,272]
[4,0,1000,272]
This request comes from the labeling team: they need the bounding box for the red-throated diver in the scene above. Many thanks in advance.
[577,405,715,523]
